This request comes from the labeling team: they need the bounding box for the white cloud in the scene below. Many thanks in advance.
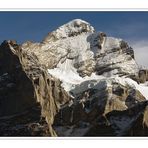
[130,40,148,68]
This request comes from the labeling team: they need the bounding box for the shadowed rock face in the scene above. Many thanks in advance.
[0,19,148,137]
[0,41,36,116]
[139,69,148,83]
[0,103,50,137]
[4,42,70,136]
[0,40,70,136]
[84,101,148,136]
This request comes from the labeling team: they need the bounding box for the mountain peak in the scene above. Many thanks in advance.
[44,19,95,42]
[1,18,148,137]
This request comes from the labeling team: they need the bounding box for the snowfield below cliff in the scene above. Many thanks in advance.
[48,61,148,100]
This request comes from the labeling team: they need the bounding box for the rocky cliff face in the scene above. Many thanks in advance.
[0,19,148,136]
[0,41,36,117]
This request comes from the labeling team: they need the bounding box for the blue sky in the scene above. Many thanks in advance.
[0,11,147,67]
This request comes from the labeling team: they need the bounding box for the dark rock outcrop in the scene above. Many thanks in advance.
[139,69,148,83]
[0,41,36,116]
[85,101,148,136]
[0,103,50,136]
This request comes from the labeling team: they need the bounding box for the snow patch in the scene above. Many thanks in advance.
[114,77,148,100]
[101,37,122,52]
[48,59,83,85]
[48,58,105,92]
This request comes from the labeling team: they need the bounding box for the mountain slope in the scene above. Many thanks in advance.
[0,19,148,136]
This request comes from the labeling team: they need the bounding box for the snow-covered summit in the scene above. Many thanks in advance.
[53,19,94,39]
[43,19,95,42]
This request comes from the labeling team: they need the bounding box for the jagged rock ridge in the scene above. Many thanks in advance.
[0,19,148,136]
